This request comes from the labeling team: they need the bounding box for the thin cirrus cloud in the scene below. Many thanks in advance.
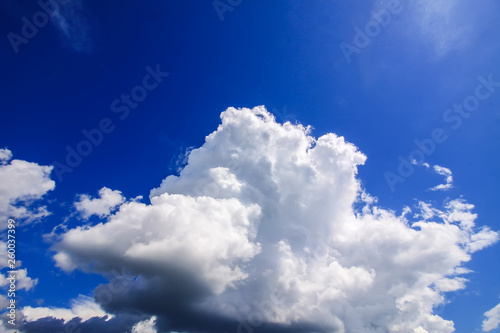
[407,0,496,59]
[74,187,125,219]
[411,162,454,192]
[50,0,95,53]
[16,106,496,333]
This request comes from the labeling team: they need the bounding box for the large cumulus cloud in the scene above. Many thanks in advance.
[40,106,499,332]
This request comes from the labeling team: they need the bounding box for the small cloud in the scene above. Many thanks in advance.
[0,148,55,225]
[429,165,453,191]
[409,0,471,58]
[411,161,454,191]
[0,148,12,164]
[483,301,500,331]
[414,201,436,220]
[74,187,125,219]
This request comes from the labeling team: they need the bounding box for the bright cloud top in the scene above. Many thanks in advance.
[75,187,125,219]
[48,106,498,333]
[0,243,38,295]
[50,0,95,53]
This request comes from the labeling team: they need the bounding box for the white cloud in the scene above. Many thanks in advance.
[483,301,500,332]
[22,295,110,324]
[0,148,55,225]
[0,149,12,164]
[75,187,125,219]
[52,106,499,332]
[413,162,454,191]
[57,194,261,295]
[0,149,53,308]
[0,320,18,333]
[12,268,38,291]
[429,165,453,191]
[131,316,157,333]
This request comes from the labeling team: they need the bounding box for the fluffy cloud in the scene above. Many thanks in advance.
[48,106,498,332]
[50,0,95,53]
[412,162,454,192]
[0,149,12,163]
[75,187,125,219]
[0,148,55,225]
[483,301,500,332]
[409,1,477,58]
[22,295,109,324]
[131,316,157,333]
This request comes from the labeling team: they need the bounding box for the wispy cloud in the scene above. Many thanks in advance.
[50,0,95,53]
[409,0,472,58]
[22,295,110,324]
[37,107,499,333]
[429,165,454,191]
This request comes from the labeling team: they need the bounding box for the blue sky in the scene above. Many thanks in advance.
[1,1,500,332]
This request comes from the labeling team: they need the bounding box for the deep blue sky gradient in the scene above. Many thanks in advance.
[1,1,500,331]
